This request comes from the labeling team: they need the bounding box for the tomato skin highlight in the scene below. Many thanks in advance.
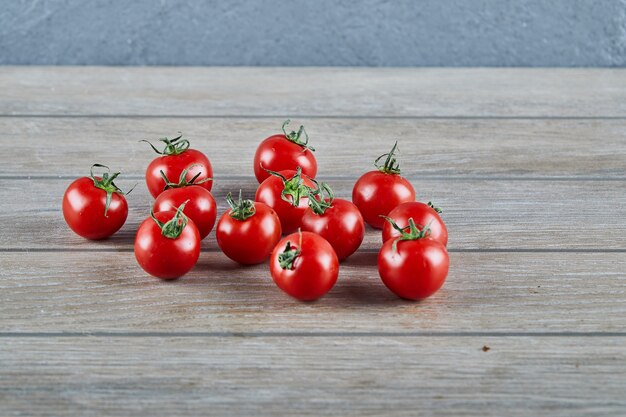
[62,177,128,240]
[378,238,449,300]
[300,198,364,261]
[254,135,317,183]
[269,232,339,301]
[216,202,282,265]
[382,202,448,246]
[352,171,415,229]
[134,211,201,280]
[153,186,217,240]
[255,169,316,234]
[145,149,213,198]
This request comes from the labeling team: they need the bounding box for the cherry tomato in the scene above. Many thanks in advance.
[152,165,217,240]
[352,142,415,229]
[254,120,317,183]
[134,204,201,280]
[382,201,448,246]
[255,167,316,234]
[62,164,131,240]
[378,218,449,300]
[143,134,213,198]
[216,191,282,265]
[300,182,364,261]
[269,231,339,301]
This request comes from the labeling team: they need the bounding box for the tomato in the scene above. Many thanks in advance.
[254,120,317,183]
[378,218,449,300]
[269,231,339,301]
[152,165,217,240]
[255,167,316,234]
[62,164,131,240]
[352,142,415,229]
[382,201,448,246]
[216,191,282,265]
[134,204,201,280]
[143,134,213,198]
[300,182,364,261]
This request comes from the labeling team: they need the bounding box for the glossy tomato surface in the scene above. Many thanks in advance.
[145,149,213,198]
[382,202,448,246]
[255,170,316,234]
[62,177,128,240]
[153,186,217,240]
[254,135,317,183]
[300,198,364,260]
[216,202,282,265]
[352,171,415,229]
[378,238,449,300]
[134,211,201,280]
[269,231,339,301]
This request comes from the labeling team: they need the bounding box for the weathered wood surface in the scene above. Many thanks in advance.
[2,117,626,178]
[1,67,625,117]
[1,336,625,417]
[1,251,625,333]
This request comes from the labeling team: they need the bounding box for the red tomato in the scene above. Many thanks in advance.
[378,218,449,300]
[269,231,339,301]
[62,164,131,240]
[352,142,415,229]
[382,201,448,246]
[135,205,201,280]
[255,167,316,234]
[143,134,213,198]
[253,120,317,183]
[153,186,217,240]
[216,191,282,265]
[300,182,364,261]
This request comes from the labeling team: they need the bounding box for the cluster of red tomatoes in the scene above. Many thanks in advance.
[62,121,449,301]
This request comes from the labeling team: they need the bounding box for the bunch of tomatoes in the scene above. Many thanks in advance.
[62,121,449,301]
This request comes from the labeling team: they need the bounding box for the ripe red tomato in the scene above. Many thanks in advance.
[62,164,132,240]
[300,182,364,261]
[253,120,317,183]
[378,218,449,300]
[143,134,213,198]
[216,191,282,265]
[382,201,448,246]
[352,142,415,229]
[134,204,201,280]
[153,186,216,240]
[255,167,316,234]
[269,231,339,301]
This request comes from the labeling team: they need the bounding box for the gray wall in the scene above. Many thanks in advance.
[1,0,625,66]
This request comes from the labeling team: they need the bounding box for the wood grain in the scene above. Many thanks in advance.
[1,336,625,417]
[1,251,624,332]
[2,178,625,251]
[2,117,626,178]
[1,67,626,117]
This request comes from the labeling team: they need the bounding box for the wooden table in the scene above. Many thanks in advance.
[1,67,625,416]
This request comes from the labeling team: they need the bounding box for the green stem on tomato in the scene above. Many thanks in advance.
[226,189,256,221]
[140,133,190,156]
[89,163,135,217]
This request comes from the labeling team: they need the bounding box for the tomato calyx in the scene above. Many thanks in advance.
[374,141,402,175]
[382,216,432,252]
[151,201,190,239]
[278,230,303,270]
[427,201,443,214]
[307,180,334,215]
[160,163,212,191]
[141,133,190,156]
[264,166,311,207]
[226,189,256,221]
[90,164,135,217]
[282,120,315,152]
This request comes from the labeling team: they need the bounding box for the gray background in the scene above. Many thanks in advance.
[1,0,625,66]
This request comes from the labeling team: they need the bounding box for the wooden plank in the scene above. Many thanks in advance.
[1,251,624,332]
[1,336,624,416]
[1,67,625,117]
[2,178,625,250]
